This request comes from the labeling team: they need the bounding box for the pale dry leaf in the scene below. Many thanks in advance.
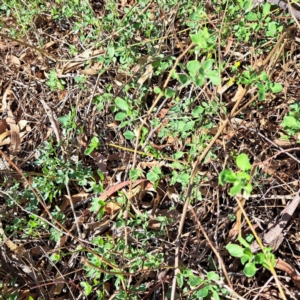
[224,36,233,56]
[10,55,21,67]
[18,120,27,131]
[137,64,153,86]
[231,85,246,103]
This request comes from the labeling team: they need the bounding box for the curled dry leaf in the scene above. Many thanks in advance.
[0,119,7,134]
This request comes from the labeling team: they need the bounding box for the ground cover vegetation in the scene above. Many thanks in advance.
[1,0,300,299]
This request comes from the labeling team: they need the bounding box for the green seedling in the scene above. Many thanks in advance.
[219,153,252,197]
[226,235,275,277]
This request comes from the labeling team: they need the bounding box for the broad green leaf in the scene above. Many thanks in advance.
[243,183,253,197]
[147,171,160,182]
[226,243,244,257]
[241,255,249,264]
[207,271,219,281]
[243,247,253,257]
[243,262,256,277]
[123,130,135,140]
[187,60,200,76]
[282,116,298,128]
[243,0,253,10]
[254,253,264,264]
[206,70,221,85]
[196,286,209,298]
[183,120,195,131]
[192,106,204,117]
[258,88,266,101]
[211,289,220,300]
[115,97,129,111]
[230,182,243,196]
[177,272,184,288]
[154,86,162,94]
[107,43,115,58]
[194,76,205,87]
[80,281,92,296]
[164,88,176,98]
[236,171,251,181]
[245,12,257,21]
[177,74,190,85]
[115,112,127,121]
[271,83,283,93]
[238,235,251,248]
[236,153,251,171]
[202,59,213,71]
[263,3,271,15]
[190,32,208,48]
[218,169,236,185]
[188,276,202,287]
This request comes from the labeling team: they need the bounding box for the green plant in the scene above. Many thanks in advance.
[85,136,100,155]
[281,103,300,141]
[219,153,253,197]
[226,235,275,277]
[236,70,282,101]
[177,268,229,300]
[46,69,66,91]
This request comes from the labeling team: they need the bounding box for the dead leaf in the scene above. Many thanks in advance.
[224,36,233,56]
[231,85,246,103]
[10,55,21,67]
[91,151,108,174]
[251,189,300,253]
[137,64,153,86]
[105,202,122,214]
[0,119,7,134]
[6,105,21,154]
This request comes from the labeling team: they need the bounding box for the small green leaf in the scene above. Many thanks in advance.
[147,171,160,182]
[230,182,243,196]
[206,70,221,85]
[243,262,257,277]
[194,76,205,87]
[177,74,190,85]
[241,255,250,264]
[188,276,202,287]
[80,281,92,296]
[258,88,266,101]
[197,286,209,297]
[211,289,220,300]
[270,83,283,93]
[282,116,298,128]
[154,86,162,94]
[202,59,213,70]
[245,12,257,21]
[115,97,129,111]
[177,272,184,288]
[183,120,195,131]
[226,243,244,257]
[190,32,207,48]
[164,88,176,98]
[236,153,251,171]
[238,235,251,248]
[263,2,271,15]
[187,60,201,76]
[115,112,127,121]
[123,130,135,140]
[207,271,219,281]
[254,253,264,264]
[219,170,237,185]
[243,183,253,196]
[192,106,204,117]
